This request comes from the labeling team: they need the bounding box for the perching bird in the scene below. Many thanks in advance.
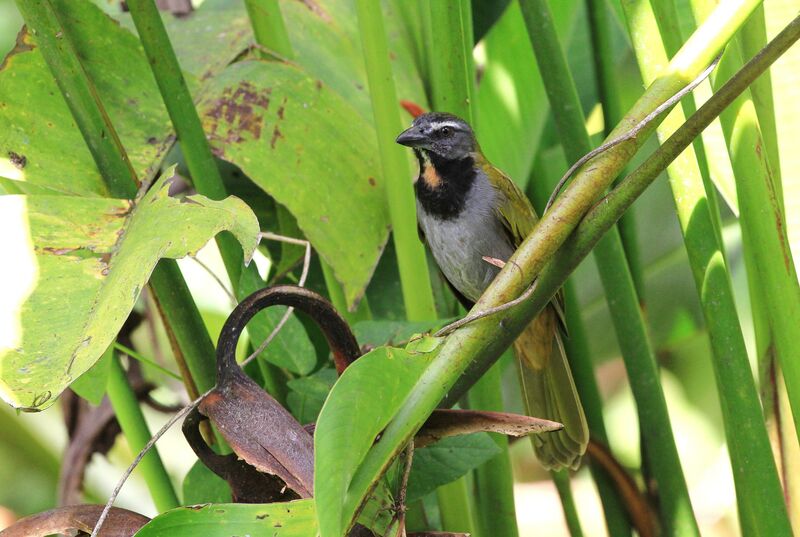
[396,112,588,470]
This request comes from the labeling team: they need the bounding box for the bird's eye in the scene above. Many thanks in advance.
[440,126,451,137]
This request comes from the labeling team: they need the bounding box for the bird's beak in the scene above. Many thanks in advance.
[396,126,427,147]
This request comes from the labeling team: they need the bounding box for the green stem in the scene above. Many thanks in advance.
[715,36,800,451]
[354,0,437,321]
[468,356,519,537]
[244,0,293,58]
[15,0,220,400]
[125,0,244,284]
[620,3,794,533]
[339,7,798,531]
[113,342,181,380]
[107,354,179,512]
[739,4,782,200]
[13,0,137,198]
[519,1,698,534]
[560,281,631,537]
[585,0,645,304]
[428,1,474,122]
[422,1,484,526]
[435,476,478,536]
[552,470,584,537]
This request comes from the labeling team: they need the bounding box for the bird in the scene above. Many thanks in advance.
[396,112,588,470]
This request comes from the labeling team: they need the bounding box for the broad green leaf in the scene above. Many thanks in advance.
[0,0,170,195]
[314,342,439,537]
[0,0,254,196]
[280,0,427,122]
[0,170,258,410]
[407,433,501,502]
[287,367,337,424]
[182,460,232,505]
[134,500,316,537]
[197,60,390,308]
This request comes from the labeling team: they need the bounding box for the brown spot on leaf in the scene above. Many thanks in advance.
[0,27,35,71]
[204,82,272,146]
[42,247,77,256]
[368,177,376,186]
[270,125,283,149]
[146,136,158,144]
[277,97,287,119]
[8,151,26,169]
[315,79,323,91]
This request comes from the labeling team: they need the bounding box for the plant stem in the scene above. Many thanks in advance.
[468,357,519,537]
[13,0,137,198]
[125,0,245,284]
[585,0,645,304]
[435,476,478,537]
[552,470,584,537]
[354,0,437,321]
[422,1,486,528]
[106,353,179,512]
[519,1,698,534]
[340,7,798,530]
[428,1,474,122]
[715,35,800,450]
[244,0,293,58]
[619,3,795,533]
[560,282,631,537]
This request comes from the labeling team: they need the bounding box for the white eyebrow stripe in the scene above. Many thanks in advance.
[429,121,464,131]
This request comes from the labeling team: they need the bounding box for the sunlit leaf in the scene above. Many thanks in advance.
[0,170,258,410]
[197,60,390,309]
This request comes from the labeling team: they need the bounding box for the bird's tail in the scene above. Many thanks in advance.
[514,311,588,470]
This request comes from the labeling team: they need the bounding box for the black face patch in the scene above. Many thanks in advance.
[414,150,476,220]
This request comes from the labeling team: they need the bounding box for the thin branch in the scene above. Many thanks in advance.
[189,255,237,306]
[544,53,722,212]
[394,441,415,537]
[90,231,311,537]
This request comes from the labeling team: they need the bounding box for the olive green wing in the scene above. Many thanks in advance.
[485,164,539,248]
[485,163,588,470]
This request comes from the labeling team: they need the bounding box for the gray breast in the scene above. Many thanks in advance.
[417,173,515,303]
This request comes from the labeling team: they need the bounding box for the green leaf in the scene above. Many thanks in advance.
[134,500,316,536]
[197,60,390,308]
[353,319,447,348]
[286,367,337,423]
[182,460,232,505]
[0,2,167,195]
[407,433,501,502]
[314,342,438,537]
[69,343,113,405]
[0,0,254,196]
[0,169,259,410]
[280,0,427,122]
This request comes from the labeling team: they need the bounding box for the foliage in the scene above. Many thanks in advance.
[1,1,799,537]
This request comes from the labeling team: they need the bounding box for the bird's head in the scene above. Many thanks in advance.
[395,112,476,161]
